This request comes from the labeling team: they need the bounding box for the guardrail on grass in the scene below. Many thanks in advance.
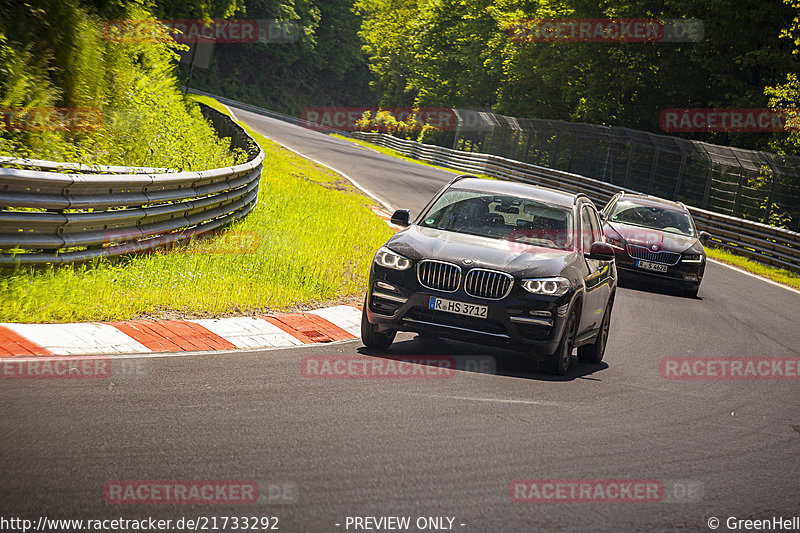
[0,104,264,265]
[349,131,800,273]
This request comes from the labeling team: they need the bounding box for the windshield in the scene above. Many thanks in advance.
[610,200,695,236]
[420,189,574,250]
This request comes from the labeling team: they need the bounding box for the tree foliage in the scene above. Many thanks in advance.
[182,0,376,115]
[0,0,240,168]
[356,0,798,151]
[766,0,800,154]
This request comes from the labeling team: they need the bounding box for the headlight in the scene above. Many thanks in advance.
[374,247,412,270]
[681,253,702,263]
[521,277,571,296]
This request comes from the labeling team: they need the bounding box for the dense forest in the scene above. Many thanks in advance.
[1,0,798,160]
[181,0,800,155]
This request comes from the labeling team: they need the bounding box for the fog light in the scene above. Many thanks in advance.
[530,310,551,318]
[557,304,569,316]
[376,281,396,291]
[683,274,698,282]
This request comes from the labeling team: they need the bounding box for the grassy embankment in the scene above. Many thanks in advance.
[1,98,393,322]
[705,248,800,291]
[0,2,394,323]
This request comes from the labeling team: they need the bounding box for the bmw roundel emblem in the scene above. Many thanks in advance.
[651,244,658,251]
[462,259,474,265]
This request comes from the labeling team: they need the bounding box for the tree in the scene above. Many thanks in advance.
[765,0,800,155]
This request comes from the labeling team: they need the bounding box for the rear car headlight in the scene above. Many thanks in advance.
[521,277,571,296]
[374,247,412,270]
[681,254,702,263]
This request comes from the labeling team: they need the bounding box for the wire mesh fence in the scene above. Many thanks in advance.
[452,110,800,232]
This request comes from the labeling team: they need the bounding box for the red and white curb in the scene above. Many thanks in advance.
[0,305,363,357]
[0,207,401,358]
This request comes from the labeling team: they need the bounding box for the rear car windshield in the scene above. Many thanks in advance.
[420,189,575,250]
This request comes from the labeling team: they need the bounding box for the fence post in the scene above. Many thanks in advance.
[672,151,687,201]
[623,142,635,189]
[732,168,744,218]
[646,149,660,194]
[762,159,779,224]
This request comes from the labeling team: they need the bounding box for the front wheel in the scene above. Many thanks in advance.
[544,308,577,376]
[578,299,612,364]
[361,301,396,349]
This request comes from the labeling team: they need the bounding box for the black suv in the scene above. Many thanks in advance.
[361,175,617,375]
[601,192,710,297]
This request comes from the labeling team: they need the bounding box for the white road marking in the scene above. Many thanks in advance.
[1,322,150,355]
[708,258,800,296]
[223,103,396,212]
[83,337,362,360]
[188,317,304,349]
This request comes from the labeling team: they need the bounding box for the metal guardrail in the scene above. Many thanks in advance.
[0,157,174,174]
[0,104,264,265]
[350,131,800,273]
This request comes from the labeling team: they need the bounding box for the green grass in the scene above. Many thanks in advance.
[0,106,394,323]
[191,94,230,115]
[706,247,800,291]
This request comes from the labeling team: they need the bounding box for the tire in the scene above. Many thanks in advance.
[361,301,396,349]
[545,308,577,376]
[578,299,612,364]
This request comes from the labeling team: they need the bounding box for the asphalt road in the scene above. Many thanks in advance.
[2,106,800,532]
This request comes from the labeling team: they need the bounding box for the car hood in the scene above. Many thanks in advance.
[606,222,701,254]
[386,225,577,277]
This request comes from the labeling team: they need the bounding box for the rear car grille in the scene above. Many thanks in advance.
[464,269,514,300]
[417,260,461,292]
[626,245,681,265]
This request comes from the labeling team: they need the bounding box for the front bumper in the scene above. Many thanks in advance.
[613,247,704,289]
[365,264,574,357]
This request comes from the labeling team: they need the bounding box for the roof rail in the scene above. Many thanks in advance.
[449,174,481,185]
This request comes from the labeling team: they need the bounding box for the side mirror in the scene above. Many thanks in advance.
[698,231,711,243]
[390,209,411,227]
[586,241,615,261]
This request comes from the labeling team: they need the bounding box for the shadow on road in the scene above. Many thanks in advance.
[618,275,703,300]
[357,335,608,382]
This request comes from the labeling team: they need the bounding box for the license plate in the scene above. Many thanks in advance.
[428,297,488,318]
[636,260,668,273]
